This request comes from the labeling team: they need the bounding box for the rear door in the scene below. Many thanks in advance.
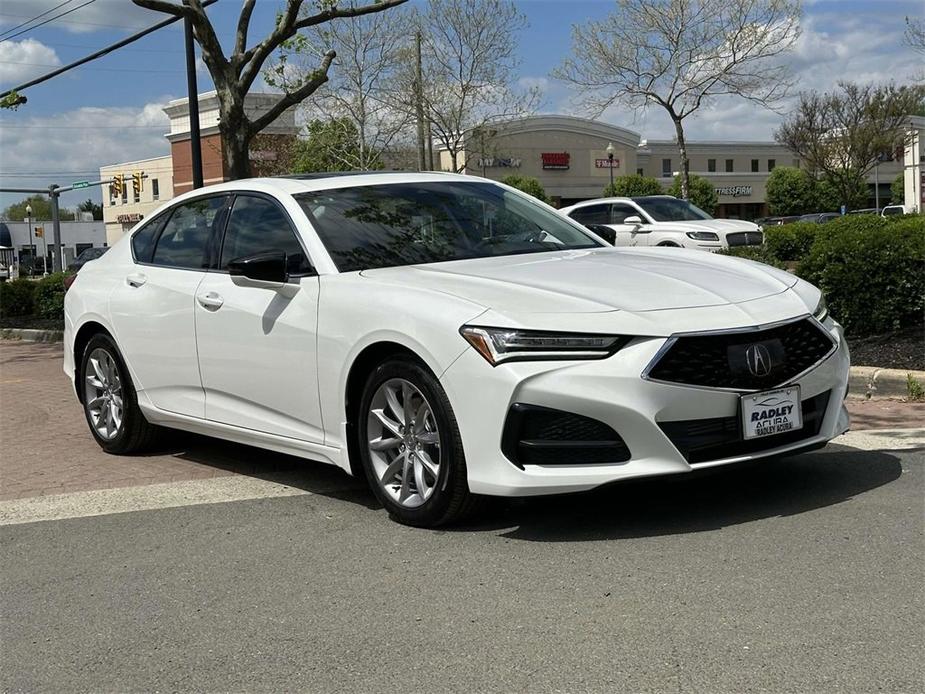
[108,195,229,418]
[194,193,324,443]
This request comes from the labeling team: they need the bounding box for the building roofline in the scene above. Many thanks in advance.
[481,114,641,146]
[99,154,172,169]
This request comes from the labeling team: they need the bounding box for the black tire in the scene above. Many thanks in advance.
[79,333,160,454]
[356,357,481,527]
[657,241,681,247]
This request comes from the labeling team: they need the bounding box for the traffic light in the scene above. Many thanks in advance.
[132,170,144,196]
[34,226,44,238]
[110,173,124,199]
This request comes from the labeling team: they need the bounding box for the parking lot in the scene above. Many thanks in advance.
[2,341,923,692]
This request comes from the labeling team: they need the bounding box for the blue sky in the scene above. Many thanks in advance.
[0,0,921,210]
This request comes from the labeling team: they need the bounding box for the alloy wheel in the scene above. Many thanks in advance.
[84,347,124,440]
[366,378,442,509]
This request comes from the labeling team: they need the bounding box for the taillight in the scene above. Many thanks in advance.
[63,273,78,291]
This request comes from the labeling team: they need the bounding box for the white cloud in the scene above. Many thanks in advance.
[0,1,158,34]
[0,99,175,209]
[0,38,61,85]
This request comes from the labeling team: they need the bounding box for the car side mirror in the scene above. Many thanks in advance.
[227,250,289,284]
[586,224,617,245]
[624,215,643,225]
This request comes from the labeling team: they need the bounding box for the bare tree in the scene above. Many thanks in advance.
[265,6,412,170]
[776,82,925,209]
[412,0,540,173]
[556,0,802,199]
[906,16,925,53]
[131,0,407,179]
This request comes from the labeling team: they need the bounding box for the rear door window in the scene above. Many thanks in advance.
[569,204,611,226]
[151,196,229,269]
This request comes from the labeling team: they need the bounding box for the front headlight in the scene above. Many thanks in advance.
[813,294,829,323]
[686,231,719,241]
[460,326,629,366]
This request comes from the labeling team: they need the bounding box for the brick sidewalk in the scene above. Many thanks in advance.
[0,341,309,501]
[1,340,921,502]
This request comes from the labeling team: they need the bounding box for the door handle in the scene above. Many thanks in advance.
[197,292,224,310]
[126,273,147,288]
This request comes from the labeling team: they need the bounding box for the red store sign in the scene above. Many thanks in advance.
[541,152,570,170]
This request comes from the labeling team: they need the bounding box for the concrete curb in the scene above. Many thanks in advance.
[848,366,924,401]
[0,328,63,343]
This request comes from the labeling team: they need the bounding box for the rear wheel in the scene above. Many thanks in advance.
[357,357,479,527]
[80,333,159,454]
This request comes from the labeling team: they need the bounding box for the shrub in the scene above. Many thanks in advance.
[603,174,664,198]
[766,166,817,216]
[763,222,819,261]
[890,173,904,205]
[667,173,717,215]
[500,175,548,203]
[33,272,68,319]
[717,245,788,270]
[797,215,925,336]
[0,278,36,317]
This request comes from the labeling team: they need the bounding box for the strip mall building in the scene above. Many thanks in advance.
[441,115,917,218]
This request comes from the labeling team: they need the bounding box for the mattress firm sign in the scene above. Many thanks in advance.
[716,185,753,198]
[541,152,570,170]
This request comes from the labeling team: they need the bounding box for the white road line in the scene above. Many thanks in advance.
[0,476,310,526]
[833,428,925,452]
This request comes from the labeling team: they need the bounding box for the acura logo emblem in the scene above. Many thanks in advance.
[745,344,772,377]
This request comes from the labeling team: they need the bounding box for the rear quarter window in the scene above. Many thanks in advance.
[131,214,166,263]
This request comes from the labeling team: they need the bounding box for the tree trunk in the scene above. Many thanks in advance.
[672,116,690,200]
[218,92,252,180]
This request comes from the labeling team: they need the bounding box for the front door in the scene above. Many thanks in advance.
[194,194,324,443]
[610,203,649,246]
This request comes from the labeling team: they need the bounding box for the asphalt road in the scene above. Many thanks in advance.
[2,444,923,693]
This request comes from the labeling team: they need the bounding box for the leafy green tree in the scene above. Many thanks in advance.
[603,174,663,198]
[814,175,866,212]
[78,199,103,221]
[766,166,816,215]
[891,173,905,205]
[3,195,74,222]
[293,118,382,173]
[668,173,717,215]
[500,175,548,203]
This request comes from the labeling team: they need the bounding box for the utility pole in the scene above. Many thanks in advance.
[49,185,62,272]
[183,0,204,189]
[415,30,426,172]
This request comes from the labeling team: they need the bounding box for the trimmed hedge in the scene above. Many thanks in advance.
[0,278,36,317]
[718,245,788,269]
[763,222,819,261]
[798,215,924,336]
[33,272,68,319]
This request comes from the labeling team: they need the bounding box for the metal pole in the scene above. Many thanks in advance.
[608,153,614,188]
[874,163,880,211]
[184,5,204,189]
[49,185,63,272]
[415,31,426,172]
[27,211,34,277]
[49,186,62,273]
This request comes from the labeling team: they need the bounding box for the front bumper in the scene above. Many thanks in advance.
[441,318,850,497]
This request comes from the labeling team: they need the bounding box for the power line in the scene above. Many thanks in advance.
[0,0,76,41]
[0,59,190,73]
[0,124,168,129]
[0,0,97,44]
[0,9,157,32]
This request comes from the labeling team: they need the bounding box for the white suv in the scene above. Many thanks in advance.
[560,196,764,251]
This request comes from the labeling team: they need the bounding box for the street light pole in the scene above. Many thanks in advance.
[606,142,615,189]
[25,204,33,277]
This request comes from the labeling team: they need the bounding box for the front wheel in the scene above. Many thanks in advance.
[357,358,479,527]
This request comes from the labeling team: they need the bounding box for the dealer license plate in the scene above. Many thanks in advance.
[741,386,802,440]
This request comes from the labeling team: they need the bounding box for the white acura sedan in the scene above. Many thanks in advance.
[64,173,850,526]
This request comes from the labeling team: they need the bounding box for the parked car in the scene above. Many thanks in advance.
[881,204,913,217]
[559,196,763,250]
[757,216,801,228]
[67,246,109,273]
[847,208,880,216]
[64,173,849,527]
[799,213,842,224]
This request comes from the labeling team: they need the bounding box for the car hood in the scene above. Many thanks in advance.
[649,219,761,234]
[360,247,797,314]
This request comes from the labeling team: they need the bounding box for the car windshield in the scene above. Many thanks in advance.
[296,181,601,272]
[632,197,713,222]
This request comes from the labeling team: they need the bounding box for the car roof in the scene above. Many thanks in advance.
[561,195,675,211]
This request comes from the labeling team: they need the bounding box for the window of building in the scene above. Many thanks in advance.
[751,159,759,172]
[768,159,776,171]
[725,159,734,173]
[636,167,644,176]
[133,188,140,203]
[708,159,716,172]
[152,178,160,200]
[75,243,94,256]
[220,195,312,274]
[661,158,672,176]
[151,196,228,269]
[121,186,127,204]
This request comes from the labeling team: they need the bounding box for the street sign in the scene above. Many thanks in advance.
[72,181,90,189]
